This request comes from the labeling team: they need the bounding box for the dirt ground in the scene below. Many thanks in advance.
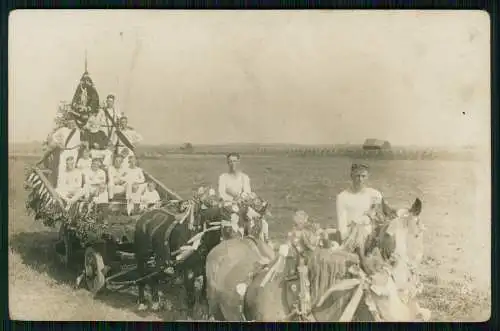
[8,154,491,321]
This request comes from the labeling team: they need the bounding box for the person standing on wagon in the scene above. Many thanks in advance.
[83,105,108,151]
[109,116,143,157]
[102,94,124,138]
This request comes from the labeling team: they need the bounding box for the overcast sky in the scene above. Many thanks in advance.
[9,10,490,147]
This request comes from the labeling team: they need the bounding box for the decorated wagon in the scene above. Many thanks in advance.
[23,68,273,303]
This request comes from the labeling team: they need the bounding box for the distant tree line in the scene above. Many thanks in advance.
[137,145,476,162]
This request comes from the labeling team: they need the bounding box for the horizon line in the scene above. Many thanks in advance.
[8,140,480,149]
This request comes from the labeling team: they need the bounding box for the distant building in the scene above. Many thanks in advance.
[180,142,193,153]
[362,139,391,151]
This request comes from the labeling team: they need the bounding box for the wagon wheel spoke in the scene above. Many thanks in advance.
[84,247,106,295]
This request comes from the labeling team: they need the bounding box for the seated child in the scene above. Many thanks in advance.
[107,154,128,199]
[56,155,84,205]
[82,158,109,204]
[127,182,143,215]
[76,148,92,171]
[140,181,161,210]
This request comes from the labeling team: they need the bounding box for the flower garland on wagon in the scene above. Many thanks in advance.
[24,167,67,228]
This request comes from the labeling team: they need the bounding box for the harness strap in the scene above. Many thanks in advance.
[160,205,189,259]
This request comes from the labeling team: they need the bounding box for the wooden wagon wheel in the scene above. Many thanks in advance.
[84,247,106,294]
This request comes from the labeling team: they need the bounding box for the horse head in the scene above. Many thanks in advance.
[368,198,425,268]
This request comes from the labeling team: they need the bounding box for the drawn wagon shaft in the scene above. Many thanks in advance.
[24,163,193,295]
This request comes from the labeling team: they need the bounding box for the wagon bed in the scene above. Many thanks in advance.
[25,161,184,294]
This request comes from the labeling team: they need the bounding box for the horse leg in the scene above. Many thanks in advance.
[184,269,197,319]
[150,279,162,312]
[137,259,148,311]
[200,272,208,304]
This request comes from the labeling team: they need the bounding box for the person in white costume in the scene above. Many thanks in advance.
[82,158,108,203]
[218,153,252,202]
[76,148,92,171]
[47,119,82,188]
[126,155,146,215]
[56,156,83,204]
[335,163,383,243]
[102,94,125,138]
[218,153,268,241]
[140,181,161,210]
[109,116,142,156]
[90,148,113,169]
[107,154,129,200]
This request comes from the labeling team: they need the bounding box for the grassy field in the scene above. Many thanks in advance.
[8,153,491,321]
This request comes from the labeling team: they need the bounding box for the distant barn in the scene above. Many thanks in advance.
[362,139,391,151]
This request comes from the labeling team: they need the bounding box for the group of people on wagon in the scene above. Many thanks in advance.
[41,72,161,214]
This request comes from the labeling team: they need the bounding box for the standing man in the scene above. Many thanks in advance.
[218,153,252,202]
[102,94,124,138]
[335,163,384,244]
[109,116,143,156]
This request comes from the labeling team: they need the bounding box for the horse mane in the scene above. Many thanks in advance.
[307,248,360,305]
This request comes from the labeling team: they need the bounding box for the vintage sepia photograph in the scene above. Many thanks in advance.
[8,10,490,322]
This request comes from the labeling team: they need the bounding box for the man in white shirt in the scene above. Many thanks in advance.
[109,116,143,156]
[335,163,383,243]
[102,94,124,138]
[82,158,108,203]
[218,153,252,202]
[56,156,83,204]
[46,119,82,188]
[107,154,129,200]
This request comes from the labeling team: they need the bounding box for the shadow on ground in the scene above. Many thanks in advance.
[9,230,208,321]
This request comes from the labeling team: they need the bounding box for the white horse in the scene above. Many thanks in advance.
[364,198,431,321]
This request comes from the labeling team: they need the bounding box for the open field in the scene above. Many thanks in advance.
[8,153,491,321]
